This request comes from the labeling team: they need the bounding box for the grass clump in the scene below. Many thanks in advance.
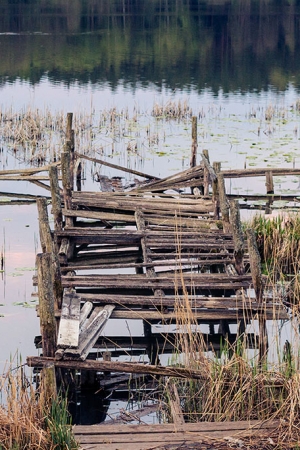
[250,213,300,306]
[0,363,79,450]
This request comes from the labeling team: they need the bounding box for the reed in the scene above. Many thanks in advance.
[161,297,300,448]
[0,362,79,450]
[250,213,300,307]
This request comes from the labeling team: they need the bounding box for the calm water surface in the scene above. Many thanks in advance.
[0,0,299,375]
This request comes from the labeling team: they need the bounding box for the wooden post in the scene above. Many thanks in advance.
[75,159,82,192]
[66,112,73,142]
[246,229,268,364]
[37,253,57,357]
[212,162,221,219]
[190,116,197,168]
[40,362,57,409]
[136,210,161,365]
[230,200,244,275]
[37,197,53,254]
[66,113,75,191]
[217,173,230,232]
[61,148,74,229]
[265,171,274,214]
[167,382,185,426]
[103,351,112,377]
[49,165,62,232]
[202,149,210,196]
[36,198,63,310]
[265,171,274,194]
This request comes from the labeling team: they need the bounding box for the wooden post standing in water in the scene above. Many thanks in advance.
[265,171,274,194]
[36,198,63,310]
[212,162,221,219]
[217,173,230,232]
[190,116,197,168]
[49,165,63,232]
[40,362,57,407]
[230,200,244,275]
[265,171,274,214]
[202,149,210,196]
[61,148,74,228]
[66,113,75,191]
[246,229,268,364]
[37,253,57,358]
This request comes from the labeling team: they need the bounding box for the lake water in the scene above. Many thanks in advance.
[0,0,299,392]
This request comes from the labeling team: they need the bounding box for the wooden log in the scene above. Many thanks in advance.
[27,356,207,379]
[76,152,158,180]
[36,253,57,357]
[132,165,204,193]
[0,175,54,181]
[40,363,57,408]
[66,112,73,142]
[75,158,82,191]
[0,162,60,176]
[212,161,221,219]
[222,167,300,178]
[202,149,210,195]
[135,210,165,298]
[246,229,263,302]
[246,228,268,364]
[65,140,74,192]
[57,292,81,349]
[217,172,230,232]
[265,171,274,194]
[49,165,63,232]
[36,197,53,254]
[230,200,245,275]
[167,382,185,426]
[58,237,74,264]
[190,116,197,168]
[61,149,74,228]
[36,198,63,310]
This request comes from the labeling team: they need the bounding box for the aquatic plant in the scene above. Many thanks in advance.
[250,213,300,307]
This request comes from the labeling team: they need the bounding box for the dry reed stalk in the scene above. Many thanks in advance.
[0,362,79,449]
[161,230,300,444]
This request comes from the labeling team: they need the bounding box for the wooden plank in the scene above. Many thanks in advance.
[62,208,136,223]
[66,305,115,360]
[71,293,284,311]
[75,152,158,180]
[73,419,279,435]
[57,292,81,349]
[28,356,209,379]
[222,167,300,178]
[79,301,93,328]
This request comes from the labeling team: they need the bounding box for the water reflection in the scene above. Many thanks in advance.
[0,1,299,93]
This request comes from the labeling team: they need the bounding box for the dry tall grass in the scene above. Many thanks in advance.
[251,213,300,308]
[0,362,79,450]
[159,219,300,445]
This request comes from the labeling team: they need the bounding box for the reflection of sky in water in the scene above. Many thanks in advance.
[0,79,299,371]
[0,204,40,372]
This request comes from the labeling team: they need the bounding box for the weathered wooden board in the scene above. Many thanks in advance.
[73,419,279,450]
[66,305,115,360]
[59,273,252,291]
[57,292,81,349]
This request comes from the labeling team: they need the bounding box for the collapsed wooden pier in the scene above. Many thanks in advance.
[21,114,291,447]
